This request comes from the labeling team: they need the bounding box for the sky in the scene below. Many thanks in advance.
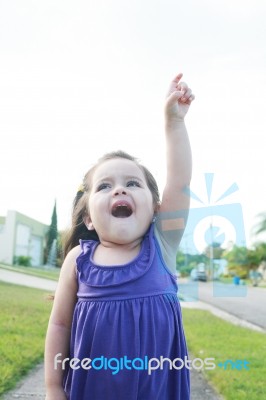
[0,0,265,252]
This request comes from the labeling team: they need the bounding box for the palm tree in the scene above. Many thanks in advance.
[253,212,266,235]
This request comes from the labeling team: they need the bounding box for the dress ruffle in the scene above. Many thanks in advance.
[76,226,155,287]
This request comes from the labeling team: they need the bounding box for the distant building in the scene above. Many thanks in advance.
[258,261,266,281]
[213,259,228,277]
[0,210,48,267]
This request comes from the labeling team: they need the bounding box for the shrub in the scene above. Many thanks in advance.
[13,256,31,267]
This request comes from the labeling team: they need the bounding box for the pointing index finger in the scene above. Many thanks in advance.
[172,73,183,83]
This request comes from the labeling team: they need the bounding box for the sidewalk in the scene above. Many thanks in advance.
[0,269,57,291]
[1,362,223,400]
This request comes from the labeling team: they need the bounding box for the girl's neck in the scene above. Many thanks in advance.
[92,239,142,266]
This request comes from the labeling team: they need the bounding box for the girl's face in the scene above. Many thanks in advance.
[85,158,155,245]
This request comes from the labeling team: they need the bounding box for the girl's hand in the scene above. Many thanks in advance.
[165,73,195,121]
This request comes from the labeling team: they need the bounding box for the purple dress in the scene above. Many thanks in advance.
[64,223,190,399]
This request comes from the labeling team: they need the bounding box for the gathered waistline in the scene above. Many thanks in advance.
[77,291,178,302]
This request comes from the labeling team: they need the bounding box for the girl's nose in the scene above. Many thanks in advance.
[113,186,127,196]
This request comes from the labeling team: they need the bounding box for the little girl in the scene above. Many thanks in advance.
[45,73,195,400]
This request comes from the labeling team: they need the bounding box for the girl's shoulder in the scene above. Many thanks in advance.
[61,245,83,276]
[65,240,96,263]
[66,244,83,260]
[75,239,98,264]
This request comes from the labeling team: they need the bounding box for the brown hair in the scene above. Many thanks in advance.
[63,150,160,257]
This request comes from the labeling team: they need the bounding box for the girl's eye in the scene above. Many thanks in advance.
[127,180,140,187]
[97,183,110,191]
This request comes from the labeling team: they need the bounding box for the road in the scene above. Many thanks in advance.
[178,280,266,330]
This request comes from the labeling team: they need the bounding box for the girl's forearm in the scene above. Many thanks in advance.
[45,322,71,390]
[165,118,192,188]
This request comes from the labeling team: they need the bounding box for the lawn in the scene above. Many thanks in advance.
[0,281,53,396]
[0,263,60,281]
[182,308,266,400]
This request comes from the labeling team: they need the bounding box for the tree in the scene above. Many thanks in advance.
[253,211,266,235]
[56,230,65,267]
[204,242,224,259]
[45,200,58,265]
[176,249,208,276]
[255,242,266,261]
[223,245,261,278]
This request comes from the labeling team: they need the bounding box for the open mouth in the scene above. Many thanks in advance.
[111,202,133,218]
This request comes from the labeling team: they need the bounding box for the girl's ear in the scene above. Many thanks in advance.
[84,216,94,231]
[154,202,161,214]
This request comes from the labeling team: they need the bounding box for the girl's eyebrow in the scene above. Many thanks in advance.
[124,175,144,182]
[94,175,144,185]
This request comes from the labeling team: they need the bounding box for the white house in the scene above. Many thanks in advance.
[0,210,48,267]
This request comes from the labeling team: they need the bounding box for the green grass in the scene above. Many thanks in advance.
[0,263,60,281]
[0,281,53,396]
[182,308,266,400]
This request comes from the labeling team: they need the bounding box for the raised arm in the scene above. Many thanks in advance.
[157,73,195,249]
[45,246,80,400]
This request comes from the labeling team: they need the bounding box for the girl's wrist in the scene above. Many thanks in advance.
[165,117,186,130]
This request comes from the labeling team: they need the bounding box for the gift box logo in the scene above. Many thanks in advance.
[183,173,246,253]
[159,173,247,298]
[159,173,246,252]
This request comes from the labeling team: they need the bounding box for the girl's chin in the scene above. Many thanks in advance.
[107,221,150,239]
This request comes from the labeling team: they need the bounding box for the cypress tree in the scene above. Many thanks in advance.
[45,200,58,264]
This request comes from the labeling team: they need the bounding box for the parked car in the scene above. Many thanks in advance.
[190,267,207,282]
[197,269,207,282]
